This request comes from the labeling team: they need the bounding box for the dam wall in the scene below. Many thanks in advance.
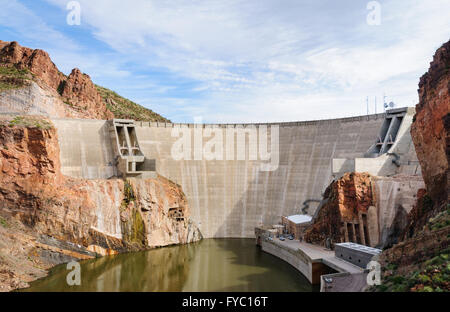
[52,113,403,238]
[52,119,117,179]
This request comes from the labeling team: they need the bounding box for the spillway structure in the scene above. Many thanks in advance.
[52,107,420,238]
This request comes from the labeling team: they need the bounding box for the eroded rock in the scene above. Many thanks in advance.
[0,117,201,291]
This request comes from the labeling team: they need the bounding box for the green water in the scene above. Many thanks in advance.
[22,239,316,292]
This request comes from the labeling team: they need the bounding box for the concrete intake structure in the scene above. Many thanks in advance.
[52,108,420,238]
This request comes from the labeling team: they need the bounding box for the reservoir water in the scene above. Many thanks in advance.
[22,239,317,292]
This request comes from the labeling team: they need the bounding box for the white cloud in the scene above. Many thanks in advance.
[0,0,79,51]
[10,1,450,122]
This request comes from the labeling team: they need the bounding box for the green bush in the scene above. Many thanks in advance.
[386,263,398,271]
[6,116,52,129]
[420,286,434,292]
[391,284,408,292]
[376,284,388,292]
[432,273,445,284]
[391,275,405,285]
[123,180,135,205]
[0,216,8,228]
[418,274,431,283]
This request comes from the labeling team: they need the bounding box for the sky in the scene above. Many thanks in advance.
[0,0,449,123]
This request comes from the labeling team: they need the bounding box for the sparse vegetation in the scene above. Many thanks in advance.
[96,85,170,122]
[0,65,32,79]
[0,115,53,129]
[373,248,450,292]
[123,179,135,205]
[426,208,450,232]
[0,216,8,228]
[120,179,146,247]
[0,64,33,92]
[421,194,434,213]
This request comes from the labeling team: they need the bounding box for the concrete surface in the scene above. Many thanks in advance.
[52,118,117,179]
[332,107,421,178]
[51,111,420,239]
[320,272,369,292]
[261,239,363,284]
[134,114,385,238]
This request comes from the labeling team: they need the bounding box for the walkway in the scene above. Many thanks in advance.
[270,239,363,274]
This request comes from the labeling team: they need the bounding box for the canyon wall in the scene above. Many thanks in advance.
[0,115,201,290]
[368,41,450,292]
[410,40,449,208]
[0,40,423,241]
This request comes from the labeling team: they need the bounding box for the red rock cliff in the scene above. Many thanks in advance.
[304,172,373,246]
[371,41,450,292]
[411,40,450,206]
[0,115,201,291]
[0,40,113,119]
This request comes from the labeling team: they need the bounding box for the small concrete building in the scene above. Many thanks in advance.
[281,215,312,240]
[335,242,382,269]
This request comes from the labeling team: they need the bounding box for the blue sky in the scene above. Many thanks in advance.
[0,0,449,123]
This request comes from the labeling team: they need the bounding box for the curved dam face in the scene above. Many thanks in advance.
[135,115,388,238]
[52,113,402,238]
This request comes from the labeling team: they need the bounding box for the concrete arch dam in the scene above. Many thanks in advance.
[52,108,419,238]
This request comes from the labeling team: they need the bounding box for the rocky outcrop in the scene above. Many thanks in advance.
[370,41,450,292]
[0,115,201,291]
[59,68,114,119]
[304,173,373,247]
[411,40,450,206]
[0,81,70,118]
[0,41,64,91]
[304,173,424,249]
[0,41,112,119]
[403,40,450,239]
[0,40,167,121]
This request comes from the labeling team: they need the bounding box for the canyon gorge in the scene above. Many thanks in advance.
[0,39,448,292]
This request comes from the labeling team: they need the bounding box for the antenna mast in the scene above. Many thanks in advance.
[374,96,377,114]
[366,96,369,116]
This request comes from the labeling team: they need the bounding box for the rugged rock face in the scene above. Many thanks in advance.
[0,41,64,91]
[0,81,70,118]
[0,116,201,291]
[370,41,450,292]
[0,40,167,121]
[374,208,450,292]
[411,40,450,207]
[59,68,114,119]
[304,173,424,249]
[0,41,107,119]
[304,173,373,247]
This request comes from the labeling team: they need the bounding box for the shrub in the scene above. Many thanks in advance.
[0,216,8,228]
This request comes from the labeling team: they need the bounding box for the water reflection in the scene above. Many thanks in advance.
[22,239,317,292]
